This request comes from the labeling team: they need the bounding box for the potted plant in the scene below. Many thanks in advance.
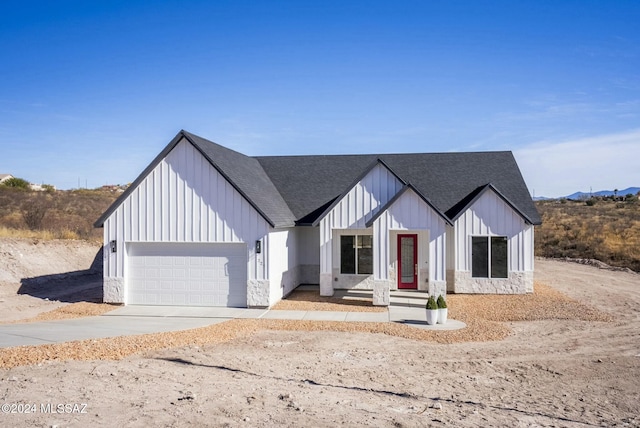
[437,295,448,324]
[426,296,438,325]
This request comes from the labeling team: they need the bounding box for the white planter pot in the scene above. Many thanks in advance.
[426,309,439,325]
[438,308,448,324]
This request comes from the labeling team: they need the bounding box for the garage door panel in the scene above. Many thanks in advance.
[126,243,247,307]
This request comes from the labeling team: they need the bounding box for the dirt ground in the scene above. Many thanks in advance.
[1,238,639,427]
[0,238,103,323]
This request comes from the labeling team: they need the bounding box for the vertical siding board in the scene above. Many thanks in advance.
[201,155,208,242]
[155,164,160,241]
[216,167,222,241]
[382,190,448,283]
[455,189,532,274]
[103,138,275,285]
[149,175,154,241]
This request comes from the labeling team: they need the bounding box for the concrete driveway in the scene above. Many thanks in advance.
[0,291,465,349]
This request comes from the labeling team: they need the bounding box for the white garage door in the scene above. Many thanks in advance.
[126,242,247,307]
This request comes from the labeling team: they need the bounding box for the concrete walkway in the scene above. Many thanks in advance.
[0,290,465,349]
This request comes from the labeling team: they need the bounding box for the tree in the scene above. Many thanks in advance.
[2,177,30,189]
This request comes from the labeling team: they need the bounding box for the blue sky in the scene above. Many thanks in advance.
[1,0,639,197]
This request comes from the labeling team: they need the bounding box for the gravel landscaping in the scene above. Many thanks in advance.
[0,281,612,369]
[2,259,637,427]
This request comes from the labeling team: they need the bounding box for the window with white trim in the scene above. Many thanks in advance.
[471,236,508,278]
[340,235,373,275]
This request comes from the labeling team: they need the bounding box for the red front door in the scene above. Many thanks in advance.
[398,234,418,289]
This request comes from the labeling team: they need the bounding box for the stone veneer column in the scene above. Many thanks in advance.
[373,281,390,306]
[320,273,334,296]
[103,277,124,303]
[247,279,270,307]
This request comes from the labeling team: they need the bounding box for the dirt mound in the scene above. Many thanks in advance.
[0,238,101,284]
[0,238,103,322]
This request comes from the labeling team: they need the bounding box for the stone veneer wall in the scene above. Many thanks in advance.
[103,277,124,303]
[247,279,271,307]
[331,268,377,289]
[428,281,447,298]
[451,271,533,294]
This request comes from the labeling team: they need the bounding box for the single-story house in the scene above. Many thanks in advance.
[95,130,541,308]
[0,174,14,184]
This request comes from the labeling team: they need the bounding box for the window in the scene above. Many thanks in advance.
[471,236,508,278]
[340,235,373,275]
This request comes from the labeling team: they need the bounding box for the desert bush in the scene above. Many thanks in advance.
[22,199,49,230]
[1,177,30,189]
[535,199,640,272]
[42,184,56,194]
[0,187,118,241]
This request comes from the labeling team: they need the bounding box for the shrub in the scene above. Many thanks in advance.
[22,199,49,230]
[42,184,56,194]
[437,295,447,309]
[2,177,30,189]
[426,296,438,310]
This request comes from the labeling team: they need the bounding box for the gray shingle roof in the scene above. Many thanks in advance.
[258,151,541,225]
[95,130,296,228]
[96,131,541,228]
[183,131,296,227]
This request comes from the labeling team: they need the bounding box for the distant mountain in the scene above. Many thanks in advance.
[565,187,640,200]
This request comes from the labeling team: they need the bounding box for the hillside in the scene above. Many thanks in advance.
[1,186,639,273]
[0,187,118,241]
[535,198,640,272]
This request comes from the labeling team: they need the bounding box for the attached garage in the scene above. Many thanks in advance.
[125,242,248,307]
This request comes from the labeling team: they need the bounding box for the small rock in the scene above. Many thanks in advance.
[178,391,195,401]
[431,402,443,410]
[597,359,603,363]
[288,401,303,411]
[243,417,250,422]
[278,393,292,400]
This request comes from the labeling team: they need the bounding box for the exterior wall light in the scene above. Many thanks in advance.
[110,240,117,253]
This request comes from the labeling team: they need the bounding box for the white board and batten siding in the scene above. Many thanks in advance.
[103,138,272,301]
[453,189,534,272]
[319,163,404,274]
[372,189,448,283]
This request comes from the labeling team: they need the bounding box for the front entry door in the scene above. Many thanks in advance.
[398,234,418,289]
